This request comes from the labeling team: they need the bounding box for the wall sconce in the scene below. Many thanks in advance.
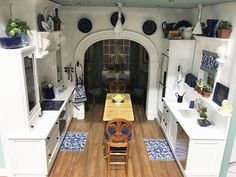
[114,2,123,33]
[192,4,203,35]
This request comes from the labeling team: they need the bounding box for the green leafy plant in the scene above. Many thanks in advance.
[199,107,208,123]
[202,83,213,93]
[196,79,204,89]
[217,21,232,30]
[5,19,30,37]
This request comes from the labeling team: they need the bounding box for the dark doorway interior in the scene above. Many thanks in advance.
[84,39,149,109]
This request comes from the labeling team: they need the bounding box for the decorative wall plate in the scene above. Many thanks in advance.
[143,20,157,35]
[77,18,92,33]
[37,14,45,31]
[110,12,125,27]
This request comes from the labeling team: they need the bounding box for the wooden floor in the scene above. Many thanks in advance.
[49,104,183,177]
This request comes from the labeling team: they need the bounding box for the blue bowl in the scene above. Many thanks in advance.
[0,36,22,49]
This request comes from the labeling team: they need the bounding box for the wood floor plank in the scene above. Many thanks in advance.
[49,104,183,177]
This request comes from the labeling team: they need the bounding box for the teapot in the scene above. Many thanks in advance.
[180,27,193,39]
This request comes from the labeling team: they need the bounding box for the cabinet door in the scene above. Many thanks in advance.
[168,113,178,150]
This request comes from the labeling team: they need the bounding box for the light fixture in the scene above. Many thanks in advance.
[114,2,123,33]
[192,4,203,35]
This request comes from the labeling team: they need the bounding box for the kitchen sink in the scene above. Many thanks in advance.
[178,109,198,118]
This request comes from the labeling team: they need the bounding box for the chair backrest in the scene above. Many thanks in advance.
[105,118,132,143]
[109,79,126,93]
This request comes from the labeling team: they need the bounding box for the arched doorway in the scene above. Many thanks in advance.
[74,30,159,120]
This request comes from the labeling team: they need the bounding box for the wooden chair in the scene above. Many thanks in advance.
[104,118,132,177]
[109,79,126,93]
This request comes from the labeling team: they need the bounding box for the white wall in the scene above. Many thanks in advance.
[192,2,236,100]
[60,6,193,86]
[0,0,10,170]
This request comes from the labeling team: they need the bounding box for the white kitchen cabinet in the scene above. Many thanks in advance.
[157,39,196,113]
[161,102,177,151]
[0,46,41,132]
[162,99,226,177]
[9,120,60,177]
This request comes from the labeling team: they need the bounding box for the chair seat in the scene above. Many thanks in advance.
[131,88,144,97]
[104,127,131,141]
[89,88,106,96]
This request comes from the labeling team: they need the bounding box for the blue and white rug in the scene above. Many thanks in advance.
[60,132,88,151]
[144,139,175,161]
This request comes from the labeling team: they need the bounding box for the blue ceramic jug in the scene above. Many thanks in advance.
[205,19,218,37]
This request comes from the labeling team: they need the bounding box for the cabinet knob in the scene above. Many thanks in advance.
[30,125,34,128]
[164,106,166,108]
[166,110,169,112]
[167,49,169,51]
[165,123,167,126]
[69,100,71,103]
[56,122,59,125]
[47,137,50,140]
[48,153,52,157]
[56,137,59,140]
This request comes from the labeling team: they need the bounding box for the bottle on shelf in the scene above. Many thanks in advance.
[53,8,61,31]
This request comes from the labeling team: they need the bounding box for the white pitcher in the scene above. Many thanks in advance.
[182,27,193,39]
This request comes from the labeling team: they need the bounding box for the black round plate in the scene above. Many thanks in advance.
[77,18,92,33]
[37,14,45,31]
[110,12,125,27]
[143,20,157,35]
[174,20,192,30]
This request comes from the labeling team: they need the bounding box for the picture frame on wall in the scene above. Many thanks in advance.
[212,82,229,106]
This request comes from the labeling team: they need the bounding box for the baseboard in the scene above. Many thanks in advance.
[0,168,8,176]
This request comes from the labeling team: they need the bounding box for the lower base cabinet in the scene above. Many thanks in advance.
[160,102,224,177]
[9,120,61,177]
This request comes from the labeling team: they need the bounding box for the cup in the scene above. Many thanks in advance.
[175,93,183,103]
[189,100,194,109]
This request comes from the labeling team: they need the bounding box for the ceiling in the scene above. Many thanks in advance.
[49,0,235,8]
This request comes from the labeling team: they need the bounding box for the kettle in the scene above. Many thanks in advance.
[180,27,193,39]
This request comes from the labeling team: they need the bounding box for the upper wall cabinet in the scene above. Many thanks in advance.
[0,46,41,132]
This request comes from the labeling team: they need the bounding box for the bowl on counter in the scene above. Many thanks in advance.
[112,94,125,104]
[0,36,22,49]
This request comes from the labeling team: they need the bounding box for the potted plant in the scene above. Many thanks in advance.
[201,83,213,98]
[217,21,232,38]
[195,79,204,94]
[198,107,211,127]
[0,19,30,48]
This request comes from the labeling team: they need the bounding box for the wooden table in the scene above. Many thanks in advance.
[103,93,134,121]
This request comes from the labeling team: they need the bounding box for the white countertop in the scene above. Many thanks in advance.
[163,98,225,140]
[9,86,74,140]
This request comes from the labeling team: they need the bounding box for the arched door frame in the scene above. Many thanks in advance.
[74,30,159,120]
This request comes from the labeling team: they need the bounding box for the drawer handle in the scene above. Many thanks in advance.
[47,137,50,140]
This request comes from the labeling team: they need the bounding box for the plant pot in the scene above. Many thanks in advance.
[217,29,232,38]
[201,91,211,98]
[194,86,202,94]
[198,119,211,127]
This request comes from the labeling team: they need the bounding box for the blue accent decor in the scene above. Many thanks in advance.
[41,100,64,110]
[200,50,219,75]
[60,132,88,151]
[144,139,175,161]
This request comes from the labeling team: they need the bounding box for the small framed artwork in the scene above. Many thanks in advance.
[212,82,229,106]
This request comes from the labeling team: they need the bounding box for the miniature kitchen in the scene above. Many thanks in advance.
[0,0,236,177]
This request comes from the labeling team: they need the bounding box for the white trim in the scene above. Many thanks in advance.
[74,30,159,120]
[0,168,8,176]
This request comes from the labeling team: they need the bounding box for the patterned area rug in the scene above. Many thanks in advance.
[60,132,88,151]
[144,139,175,160]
